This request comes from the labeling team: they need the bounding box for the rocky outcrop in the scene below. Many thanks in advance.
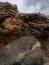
[0,36,37,65]
[0,2,49,57]
[0,2,20,46]
[20,13,49,56]
[20,13,49,48]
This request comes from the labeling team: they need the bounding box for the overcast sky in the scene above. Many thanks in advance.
[0,0,49,14]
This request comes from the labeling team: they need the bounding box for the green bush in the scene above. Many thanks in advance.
[12,62,21,65]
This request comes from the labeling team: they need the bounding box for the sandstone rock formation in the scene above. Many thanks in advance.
[0,2,49,57]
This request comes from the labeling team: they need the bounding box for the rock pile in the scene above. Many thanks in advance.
[0,2,18,24]
[0,2,49,57]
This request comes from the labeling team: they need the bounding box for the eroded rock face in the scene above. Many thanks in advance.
[20,13,49,50]
[0,2,49,55]
[0,2,20,46]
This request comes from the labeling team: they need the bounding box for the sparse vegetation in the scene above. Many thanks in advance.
[11,56,44,65]
[12,62,21,65]
[24,56,44,65]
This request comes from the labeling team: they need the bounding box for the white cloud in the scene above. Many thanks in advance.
[0,0,40,13]
[0,0,49,14]
[0,0,42,13]
[27,3,41,13]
